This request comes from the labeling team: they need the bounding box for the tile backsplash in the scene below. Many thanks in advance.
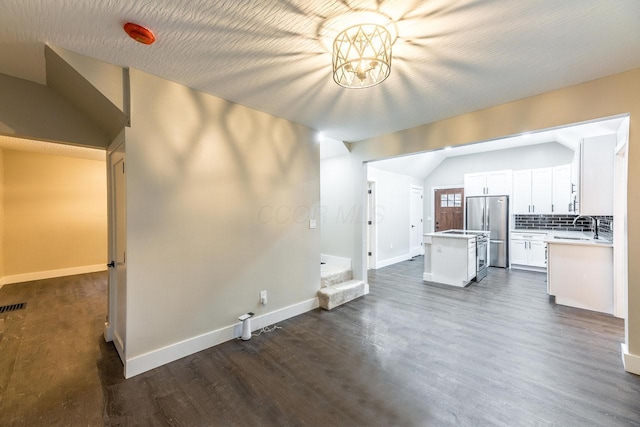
[515,214,613,241]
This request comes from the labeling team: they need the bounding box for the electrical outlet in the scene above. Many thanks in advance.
[260,290,267,305]
[390,243,393,249]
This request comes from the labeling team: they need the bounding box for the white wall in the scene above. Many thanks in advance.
[423,142,574,231]
[320,154,355,259]
[367,167,423,267]
[124,69,320,366]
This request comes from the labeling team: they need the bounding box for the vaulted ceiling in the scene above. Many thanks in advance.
[1,1,639,142]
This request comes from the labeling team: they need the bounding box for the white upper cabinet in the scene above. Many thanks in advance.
[578,135,616,215]
[552,164,572,214]
[530,168,553,214]
[513,168,553,214]
[464,173,487,197]
[464,170,512,197]
[486,170,513,196]
[570,146,580,213]
[513,170,532,213]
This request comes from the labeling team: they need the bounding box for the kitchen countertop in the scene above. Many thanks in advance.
[511,229,613,247]
[424,230,489,240]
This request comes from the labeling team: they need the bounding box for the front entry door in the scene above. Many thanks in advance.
[434,188,464,232]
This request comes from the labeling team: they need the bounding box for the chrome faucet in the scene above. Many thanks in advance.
[573,215,599,239]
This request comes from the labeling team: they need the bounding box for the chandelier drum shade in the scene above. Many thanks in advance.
[332,23,392,89]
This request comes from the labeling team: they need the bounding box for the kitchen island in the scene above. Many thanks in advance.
[423,230,488,287]
[546,233,614,314]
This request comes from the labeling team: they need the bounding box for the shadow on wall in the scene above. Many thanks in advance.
[125,70,320,340]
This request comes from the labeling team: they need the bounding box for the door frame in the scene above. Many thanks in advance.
[409,185,424,257]
[104,130,125,355]
[367,180,377,269]
[614,127,629,321]
[430,185,465,232]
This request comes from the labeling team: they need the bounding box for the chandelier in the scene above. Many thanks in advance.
[332,23,392,89]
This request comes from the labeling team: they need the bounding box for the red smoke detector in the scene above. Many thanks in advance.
[123,22,156,45]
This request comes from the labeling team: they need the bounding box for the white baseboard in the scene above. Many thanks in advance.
[320,254,351,269]
[621,343,640,375]
[364,283,370,294]
[124,296,320,379]
[2,264,107,285]
[423,272,433,282]
[376,253,412,269]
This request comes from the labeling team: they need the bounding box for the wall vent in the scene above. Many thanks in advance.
[0,303,26,314]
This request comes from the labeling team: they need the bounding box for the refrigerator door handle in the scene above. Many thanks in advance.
[486,206,490,233]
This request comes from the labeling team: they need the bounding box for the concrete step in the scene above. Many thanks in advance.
[317,279,365,310]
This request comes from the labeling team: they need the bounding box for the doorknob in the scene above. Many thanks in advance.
[107,261,115,268]
[411,225,415,228]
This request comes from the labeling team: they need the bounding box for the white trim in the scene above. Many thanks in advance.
[124,297,319,379]
[510,264,547,273]
[320,254,351,269]
[364,283,370,294]
[410,185,424,257]
[621,343,640,376]
[376,253,412,269]
[367,180,378,270]
[2,264,107,285]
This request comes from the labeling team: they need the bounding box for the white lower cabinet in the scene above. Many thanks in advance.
[529,241,547,266]
[510,232,547,269]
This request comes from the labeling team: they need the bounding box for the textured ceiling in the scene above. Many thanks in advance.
[0,1,639,142]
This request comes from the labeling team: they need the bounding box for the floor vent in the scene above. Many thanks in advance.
[0,303,26,314]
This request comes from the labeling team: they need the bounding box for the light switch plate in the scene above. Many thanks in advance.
[309,219,317,229]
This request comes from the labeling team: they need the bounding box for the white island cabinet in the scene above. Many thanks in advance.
[423,231,479,287]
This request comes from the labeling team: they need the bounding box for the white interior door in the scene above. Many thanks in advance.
[410,186,424,257]
[108,141,127,363]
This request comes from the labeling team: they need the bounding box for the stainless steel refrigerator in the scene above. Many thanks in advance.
[465,196,509,268]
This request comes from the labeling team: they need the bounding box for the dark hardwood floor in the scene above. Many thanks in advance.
[0,260,639,426]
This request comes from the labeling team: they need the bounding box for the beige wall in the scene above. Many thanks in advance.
[349,67,640,358]
[125,69,320,360]
[0,148,3,281]
[3,150,107,277]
